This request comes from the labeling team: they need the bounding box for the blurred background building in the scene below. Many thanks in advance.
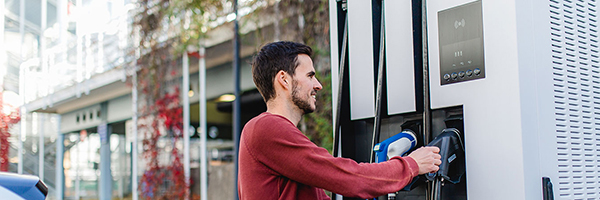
[1,0,331,199]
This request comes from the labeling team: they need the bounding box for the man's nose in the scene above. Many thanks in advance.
[314,79,323,91]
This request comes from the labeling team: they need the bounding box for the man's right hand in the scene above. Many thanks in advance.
[407,146,442,175]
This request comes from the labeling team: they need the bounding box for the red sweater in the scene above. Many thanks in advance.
[238,112,419,199]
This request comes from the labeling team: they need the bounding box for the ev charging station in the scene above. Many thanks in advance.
[330,0,600,199]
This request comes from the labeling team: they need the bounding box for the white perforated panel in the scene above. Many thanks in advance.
[385,0,416,115]
[347,0,375,120]
[550,0,600,199]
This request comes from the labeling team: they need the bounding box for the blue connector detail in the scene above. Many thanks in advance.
[374,130,417,163]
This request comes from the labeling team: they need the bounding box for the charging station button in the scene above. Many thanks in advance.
[444,73,451,81]
[474,68,481,76]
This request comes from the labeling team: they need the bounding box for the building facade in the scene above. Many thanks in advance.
[1,0,287,199]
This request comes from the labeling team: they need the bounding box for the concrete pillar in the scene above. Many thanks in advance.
[132,66,139,200]
[39,114,44,181]
[183,52,190,200]
[55,129,64,200]
[199,46,208,200]
[17,0,26,175]
[99,102,112,200]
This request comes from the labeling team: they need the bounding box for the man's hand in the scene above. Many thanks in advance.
[407,146,442,175]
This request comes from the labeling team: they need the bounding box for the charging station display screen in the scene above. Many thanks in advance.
[438,0,485,85]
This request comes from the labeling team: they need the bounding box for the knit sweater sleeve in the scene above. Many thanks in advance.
[244,114,419,199]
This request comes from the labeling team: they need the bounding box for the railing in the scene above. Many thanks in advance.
[7,137,78,190]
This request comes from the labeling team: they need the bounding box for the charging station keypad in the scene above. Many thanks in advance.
[438,0,485,85]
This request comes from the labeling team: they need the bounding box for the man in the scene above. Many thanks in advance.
[238,41,441,199]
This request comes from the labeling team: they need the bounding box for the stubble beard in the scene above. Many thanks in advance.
[291,80,315,115]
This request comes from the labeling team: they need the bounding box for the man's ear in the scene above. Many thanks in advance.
[275,70,291,90]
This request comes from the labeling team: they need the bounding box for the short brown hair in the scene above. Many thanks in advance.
[252,41,312,102]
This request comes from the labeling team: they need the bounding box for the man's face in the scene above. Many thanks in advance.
[291,54,323,114]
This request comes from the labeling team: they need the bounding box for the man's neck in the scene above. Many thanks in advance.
[266,100,302,126]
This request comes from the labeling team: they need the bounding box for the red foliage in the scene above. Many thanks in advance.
[0,91,21,171]
[132,23,190,198]
[138,87,189,199]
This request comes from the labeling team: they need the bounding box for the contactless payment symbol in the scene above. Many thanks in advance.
[454,19,466,29]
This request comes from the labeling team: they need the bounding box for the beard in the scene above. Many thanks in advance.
[291,81,315,114]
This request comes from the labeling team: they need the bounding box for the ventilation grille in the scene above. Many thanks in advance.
[550,0,600,199]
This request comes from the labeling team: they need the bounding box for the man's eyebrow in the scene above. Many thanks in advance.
[307,71,316,76]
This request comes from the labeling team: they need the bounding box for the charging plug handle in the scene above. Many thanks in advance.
[425,128,465,184]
